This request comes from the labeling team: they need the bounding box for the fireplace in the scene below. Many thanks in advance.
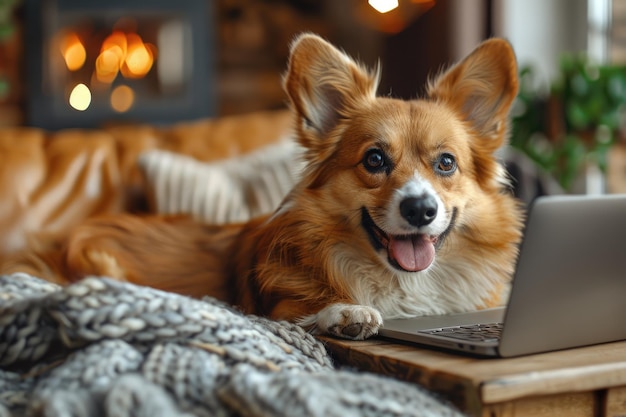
[24,0,215,130]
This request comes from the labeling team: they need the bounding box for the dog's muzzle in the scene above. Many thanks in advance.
[361,198,457,273]
[361,206,437,273]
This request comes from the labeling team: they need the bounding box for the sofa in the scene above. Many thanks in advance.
[0,110,297,262]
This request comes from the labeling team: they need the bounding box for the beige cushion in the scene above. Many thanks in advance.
[138,140,304,224]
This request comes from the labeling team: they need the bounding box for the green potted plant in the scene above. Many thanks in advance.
[510,54,626,192]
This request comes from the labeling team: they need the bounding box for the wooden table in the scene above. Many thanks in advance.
[320,337,626,417]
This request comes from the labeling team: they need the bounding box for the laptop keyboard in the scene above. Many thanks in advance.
[418,323,503,343]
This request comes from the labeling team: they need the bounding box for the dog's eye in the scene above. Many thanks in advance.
[363,149,387,173]
[435,153,457,175]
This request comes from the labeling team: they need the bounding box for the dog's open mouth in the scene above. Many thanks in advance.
[361,207,439,273]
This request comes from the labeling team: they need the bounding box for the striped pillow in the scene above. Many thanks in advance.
[138,141,303,224]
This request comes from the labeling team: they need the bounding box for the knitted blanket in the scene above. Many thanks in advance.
[0,273,465,417]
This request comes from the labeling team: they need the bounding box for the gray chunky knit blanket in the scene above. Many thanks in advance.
[0,273,465,417]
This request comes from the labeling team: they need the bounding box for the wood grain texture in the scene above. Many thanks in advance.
[605,386,626,417]
[320,337,626,415]
[483,392,596,417]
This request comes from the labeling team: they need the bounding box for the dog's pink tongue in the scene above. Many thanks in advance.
[389,234,435,272]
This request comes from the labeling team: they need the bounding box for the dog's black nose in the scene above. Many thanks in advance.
[400,196,438,227]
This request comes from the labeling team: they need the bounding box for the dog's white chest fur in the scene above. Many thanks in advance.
[336,251,505,319]
[300,251,507,340]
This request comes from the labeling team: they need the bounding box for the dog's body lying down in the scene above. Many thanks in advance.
[4,34,524,340]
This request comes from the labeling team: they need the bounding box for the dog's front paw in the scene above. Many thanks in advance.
[303,303,383,340]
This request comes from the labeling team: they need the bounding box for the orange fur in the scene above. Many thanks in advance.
[2,34,524,340]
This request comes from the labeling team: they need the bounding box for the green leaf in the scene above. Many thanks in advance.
[566,102,588,130]
[570,74,589,97]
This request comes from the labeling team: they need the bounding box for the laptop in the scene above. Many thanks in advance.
[378,194,626,357]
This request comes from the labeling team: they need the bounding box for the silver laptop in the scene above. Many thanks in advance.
[379,194,626,357]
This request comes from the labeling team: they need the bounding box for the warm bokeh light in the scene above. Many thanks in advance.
[368,0,399,13]
[95,47,123,83]
[102,31,128,59]
[110,85,135,112]
[69,83,91,111]
[121,33,154,78]
[59,27,159,111]
[95,31,156,82]
[60,32,86,71]
[95,31,128,83]
[358,0,435,33]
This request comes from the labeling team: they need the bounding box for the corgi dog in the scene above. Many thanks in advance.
[4,34,524,340]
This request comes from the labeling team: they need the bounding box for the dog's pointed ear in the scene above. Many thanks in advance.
[427,38,518,150]
[284,33,379,140]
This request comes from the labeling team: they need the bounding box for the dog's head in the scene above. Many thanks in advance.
[283,34,521,277]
